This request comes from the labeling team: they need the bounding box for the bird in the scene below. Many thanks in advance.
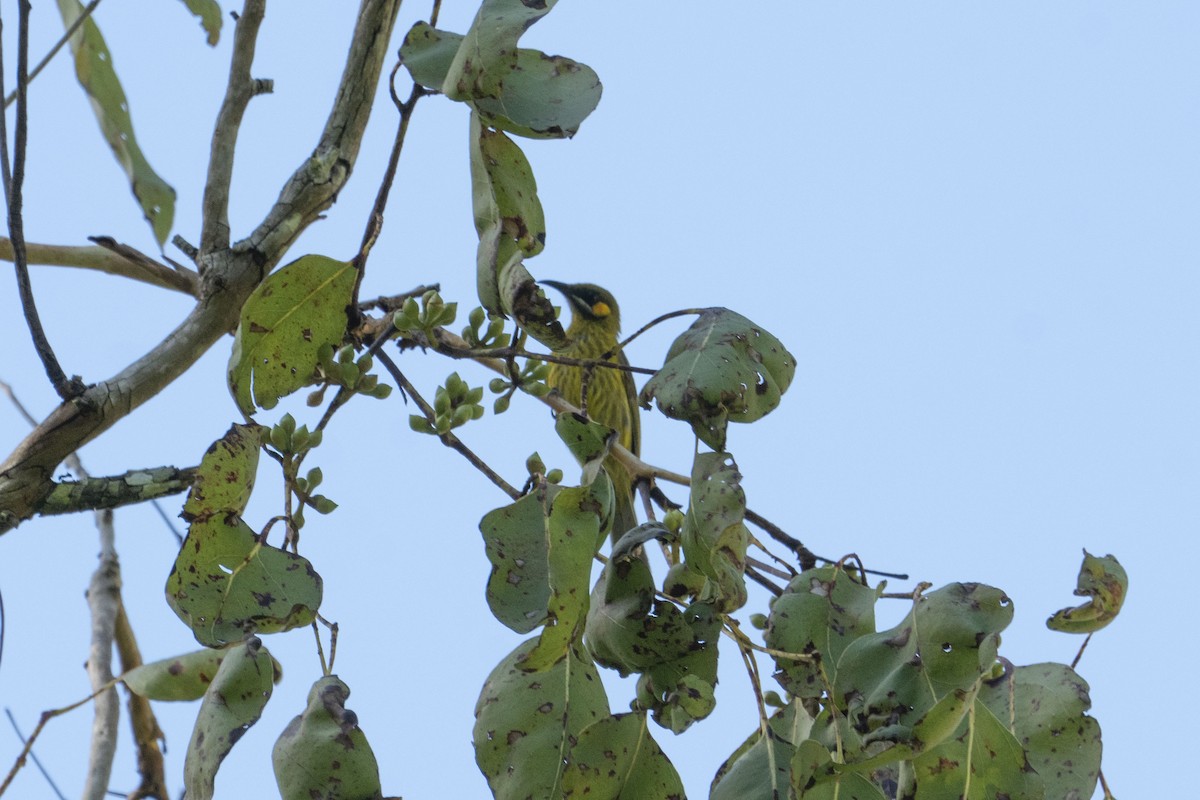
[541,281,640,540]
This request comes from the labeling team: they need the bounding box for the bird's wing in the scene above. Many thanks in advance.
[619,349,640,458]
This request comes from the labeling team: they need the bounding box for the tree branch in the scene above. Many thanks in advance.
[114,602,167,800]
[82,509,120,800]
[199,0,269,255]
[0,236,199,295]
[37,466,196,517]
[0,0,403,534]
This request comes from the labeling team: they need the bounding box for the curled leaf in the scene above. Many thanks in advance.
[1046,549,1127,633]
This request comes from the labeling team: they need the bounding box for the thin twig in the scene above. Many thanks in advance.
[613,308,705,358]
[1,1,79,400]
[434,338,657,376]
[0,237,197,294]
[0,684,117,796]
[1070,632,1092,670]
[375,349,520,499]
[2,709,66,800]
[744,508,819,570]
[2,0,102,109]
[744,562,783,596]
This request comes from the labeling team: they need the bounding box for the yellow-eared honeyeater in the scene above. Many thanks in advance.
[542,281,640,539]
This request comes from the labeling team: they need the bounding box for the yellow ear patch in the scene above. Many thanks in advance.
[591,301,611,317]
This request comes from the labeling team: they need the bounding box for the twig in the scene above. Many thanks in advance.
[2,709,66,800]
[375,349,520,499]
[744,562,783,596]
[83,508,120,800]
[87,236,200,296]
[614,308,705,357]
[1070,632,1092,670]
[0,685,117,796]
[199,0,270,255]
[2,0,102,108]
[0,1,79,401]
[0,237,197,294]
[744,508,818,570]
[434,338,657,376]
[112,603,167,800]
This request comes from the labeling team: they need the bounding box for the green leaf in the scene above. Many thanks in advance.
[906,699,1044,800]
[979,663,1101,799]
[831,583,1012,756]
[55,0,175,245]
[401,19,602,139]
[791,739,887,800]
[183,424,263,520]
[228,255,356,415]
[273,676,382,800]
[639,308,796,450]
[634,602,721,733]
[554,411,615,488]
[178,0,222,45]
[520,484,605,671]
[479,484,557,633]
[166,514,322,647]
[474,639,610,800]
[1046,549,1127,633]
[184,637,275,800]
[681,451,749,612]
[711,702,812,800]
[764,565,879,699]
[560,713,684,799]
[122,646,284,702]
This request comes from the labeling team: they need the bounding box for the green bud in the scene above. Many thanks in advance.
[337,345,355,364]
[469,306,486,330]
[269,425,291,453]
[294,477,309,494]
[749,613,769,630]
[438,302,458,327]
[466,386,484,404]
[763,691,785,708]
[434,415,451,436]
[451,405,473,428]
[358,374,378,393]
[470,405,485,420]
[292,508,305,530]
[369,384,392,399]
[493,395,510,414]
[488,378,509,394]
[279,413,296,435]
[317,343,335,365]
[663,508,685,534]
[291,426,310,453]
[445,372,463,394]
[434,388,451,416]
[526,452,546,475]
[356,353,373,372]
[339,361,361,388]
[306,428,323,449]
[312,495,338,515]
[305,386,327,407]
[306,467,323,489]
[528,382,550,398]
[409,415,435,435]
[546,468,563,484]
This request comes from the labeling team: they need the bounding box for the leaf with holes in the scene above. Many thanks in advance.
[228,255,355,415]
[122,647,282,702]
[474,639,609,800]
[166,514,322,647]
[681,451,749,612]
[479,483,557,633]
[57,0,176,244]
[561,713,684,799]
[179,0,222,45]
[640,308,795,450]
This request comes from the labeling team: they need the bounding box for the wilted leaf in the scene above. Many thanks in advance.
[178,0,222,45]
[273,676,382,800]
[184,637,275,800]
[474,639,610,800]
[640,308,796,450]
[681,451,749,612]
[1046,549,1127,633]
[228,255,355,415]
[467,112,565,345]
[183,424,263,520]
[401,18,602,139]
[166,514,322,647]
[57,0,176,245]
[561,713,684,799]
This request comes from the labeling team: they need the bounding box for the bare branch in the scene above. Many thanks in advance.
[0,237,199,295]
[82,509,119,800]
[199,0,269,255]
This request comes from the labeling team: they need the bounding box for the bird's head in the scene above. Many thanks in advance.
[541,281,622,336]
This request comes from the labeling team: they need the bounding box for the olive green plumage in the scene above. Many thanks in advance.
[542,281,640,539]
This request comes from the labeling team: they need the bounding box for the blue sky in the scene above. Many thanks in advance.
[1,2,1195,797]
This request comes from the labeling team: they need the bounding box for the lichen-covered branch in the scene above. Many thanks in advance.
[37,466,196,517]
[0,0,403,534]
